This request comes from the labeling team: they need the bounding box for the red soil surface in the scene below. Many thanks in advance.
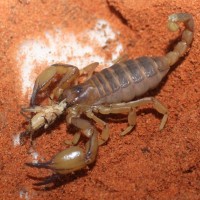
[0,0,199,199]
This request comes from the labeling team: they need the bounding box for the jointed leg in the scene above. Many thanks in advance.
[123,97,168,130]
[85,109,109,145]
[70,117,98,164]
[120,108,136,136]
[92,105,136,136]
[112,54,129,64]
[92,97,168,135]
[65,132,81,145]
[79,62,99,81]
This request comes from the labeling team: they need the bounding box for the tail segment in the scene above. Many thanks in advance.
[157,13,194,72]
[165,13,194,67]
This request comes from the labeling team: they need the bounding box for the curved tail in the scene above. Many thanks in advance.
[164,13,194,67]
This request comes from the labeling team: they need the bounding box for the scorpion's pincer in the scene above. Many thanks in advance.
[26,146,88,174]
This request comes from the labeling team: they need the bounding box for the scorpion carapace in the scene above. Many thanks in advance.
[21,13,194,185]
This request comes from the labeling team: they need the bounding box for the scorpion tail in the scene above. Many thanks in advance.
[157,13,194,72]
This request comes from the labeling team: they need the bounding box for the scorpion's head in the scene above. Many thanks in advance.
[20,99,68,140]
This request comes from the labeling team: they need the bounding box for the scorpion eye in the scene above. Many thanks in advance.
[75,86,83,94]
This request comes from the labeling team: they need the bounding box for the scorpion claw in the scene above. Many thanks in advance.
[27,174,61,187]
[30,64,80,106]
[26,146,88,175]
[33,179,52,186]
[25,161,52,170]
[32,175,61,186]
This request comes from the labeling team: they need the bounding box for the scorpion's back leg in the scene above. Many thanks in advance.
[30,64,80,106]
[93,97,168,135]
[126,97,168,130]
[66,108,109,146]
[92,105,137,136]
[121,108,136,136]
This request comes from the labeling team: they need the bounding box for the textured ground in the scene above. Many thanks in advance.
[0,0,199,199]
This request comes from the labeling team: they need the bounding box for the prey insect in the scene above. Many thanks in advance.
[21,13,194,185]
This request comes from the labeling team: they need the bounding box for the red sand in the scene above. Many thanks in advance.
[0,0,199,199]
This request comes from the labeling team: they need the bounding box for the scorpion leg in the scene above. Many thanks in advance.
[26,117,98,176]
[93,105,136,136]
[85,109,109,145]
[80,62,99,80]
[65,105,109,146]
[93,97,168,135]
[30,64,80,106]
[71,117,98,162]
[119,97,168,131]
[121,97,168,130]
[120,108,136,136]
[112,54,129,64]
[124,97,168,130]
[65,132,81,146]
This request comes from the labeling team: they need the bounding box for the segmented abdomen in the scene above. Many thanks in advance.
[88,56,169,105]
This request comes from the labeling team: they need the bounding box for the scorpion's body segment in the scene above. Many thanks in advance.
[62,57,169,105]
[21,13,194,185]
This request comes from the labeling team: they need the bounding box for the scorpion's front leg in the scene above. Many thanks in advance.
[26,117,98,175]
[85,109,109,146]
[65,107,109,146]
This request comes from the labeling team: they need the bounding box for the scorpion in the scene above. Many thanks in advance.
[21,13,194,184]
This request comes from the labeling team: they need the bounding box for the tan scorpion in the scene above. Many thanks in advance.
[21,13,194,184]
